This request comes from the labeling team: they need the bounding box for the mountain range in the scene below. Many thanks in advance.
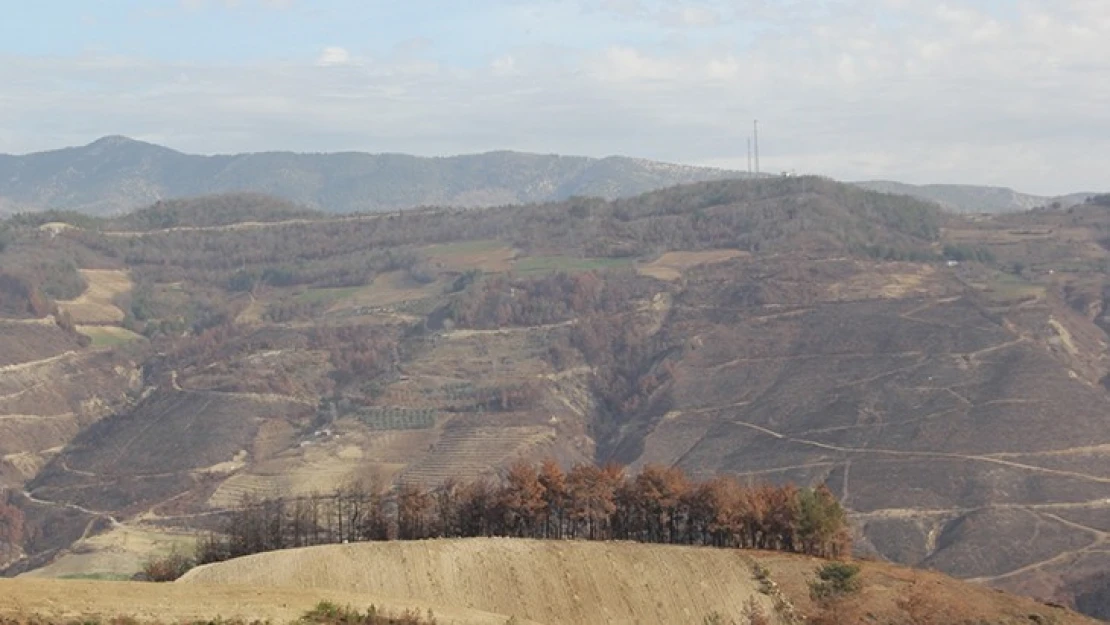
[0,136,749,216]
[855,180,1094,214]
[0,137,1095,217]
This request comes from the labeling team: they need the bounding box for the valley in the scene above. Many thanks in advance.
[1,179,1109,619]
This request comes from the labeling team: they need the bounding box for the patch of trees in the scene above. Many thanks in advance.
[107,193,321,231]
[449,270,655,329]
[941,244,995,263]
[67,210,469,291]
[1086,194,1110,208]
[3,210,103,230]
[857,244,940,262]
[313,326,399,387]
[0,272,52,318]
[572,313,675,423]
[0,493,25,563]
[445,382,543,413]
[263,299,329,323]
[195,461,851,565]
[0,252,87,304]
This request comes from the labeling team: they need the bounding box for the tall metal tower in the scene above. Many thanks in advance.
[753,119,760,175]
[747,138,752,175]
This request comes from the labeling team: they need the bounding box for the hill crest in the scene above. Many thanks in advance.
[0,137,752,216]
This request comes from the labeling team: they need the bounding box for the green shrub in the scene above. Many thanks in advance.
[296,602,437,625]
[808,562,862,601]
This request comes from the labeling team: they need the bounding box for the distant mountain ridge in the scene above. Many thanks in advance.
[2,137,1097,216]
[855,180,1094,214]
[0,136,751,215]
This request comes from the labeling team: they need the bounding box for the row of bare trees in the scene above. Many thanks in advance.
[197,461,850,565]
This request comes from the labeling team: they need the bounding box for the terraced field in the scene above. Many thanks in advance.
[398,426,559,486]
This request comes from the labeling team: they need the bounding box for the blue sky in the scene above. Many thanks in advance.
[1,1,746,64]
[1,0,1108,194]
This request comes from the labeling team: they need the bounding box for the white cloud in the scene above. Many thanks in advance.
[3,0,1110,195]
[491,55,519,76]
[316,47,352,67]
[181,0,292,10]
[661,6,721,28]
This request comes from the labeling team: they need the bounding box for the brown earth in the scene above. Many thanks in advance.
[637,249,748,281]
[181,539,780,625]
[1,540,1100,625]
[0,578,528,625]
[177,539,1099,625]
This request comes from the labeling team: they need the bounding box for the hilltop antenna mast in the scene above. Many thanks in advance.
[747,138,752,175]
[753,119,760,175]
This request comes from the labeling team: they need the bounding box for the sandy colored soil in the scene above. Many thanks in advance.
[825,263,940,300]
[333,272,445,310]
[19,526,196,581]
[5,540,1097,625]
[637,249,747,281]
[57,270,133,325]
[0,579,525,624]
[181,538,781,625]
[422,241,516,273]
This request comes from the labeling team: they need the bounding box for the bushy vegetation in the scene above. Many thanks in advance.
[107,193,321,231]
[0,601,440,625]
[0,493,25,563]
[354,408,437,431]
[140,549,196,582]
[298,602,436,625]
[942,243,995,263]
[195,460,851,565]
[701,598,771,625]
[0,272,53,318]
[1086,194,1110,208]
[3,210,103,230]
[808,562,862,601]
[448,270,654,329]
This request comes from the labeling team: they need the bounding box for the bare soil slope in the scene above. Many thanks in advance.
[181,538,782,625]
[0,578,527,625]
[179,539,1099,625]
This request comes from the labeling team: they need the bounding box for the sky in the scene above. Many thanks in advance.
[1,0,1108,195]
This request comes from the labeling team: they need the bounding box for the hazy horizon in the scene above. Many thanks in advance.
[2,1,1108,196]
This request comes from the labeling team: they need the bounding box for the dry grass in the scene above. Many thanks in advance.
[421,240,516,273]
[637,249,748,281]
[328,272,443,311]
[181,539,779,625]
[57,270,133,325]
[0,579,523,625]
[19,526,197,582]
[825,264,940,300]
